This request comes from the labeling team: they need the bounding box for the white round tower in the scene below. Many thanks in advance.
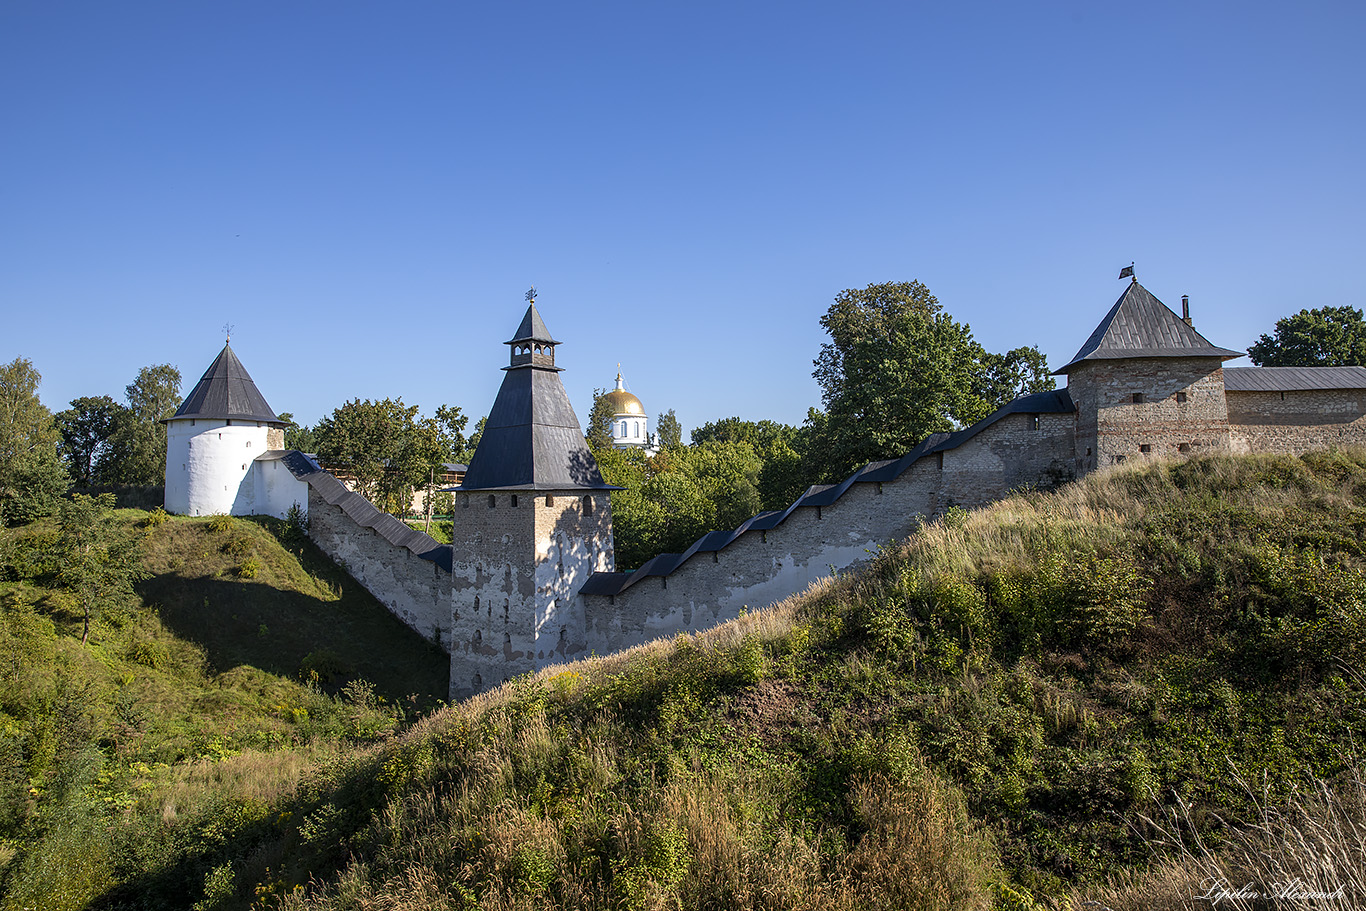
[164,341,288,517]
[602,369,652,451]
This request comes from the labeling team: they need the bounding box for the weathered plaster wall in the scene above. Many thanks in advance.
[1228,390,1366,454]
[1069,358,1230,470]
[578,411,1076,654]
[306,486,448,647]
[446,490,613,699]
[254,456,310,520]
[166,419,272,517]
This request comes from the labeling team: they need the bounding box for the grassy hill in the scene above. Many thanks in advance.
[7,451,1366,910]
[0,509,448,911]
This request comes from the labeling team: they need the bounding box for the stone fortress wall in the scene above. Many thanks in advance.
[229,283,1366,700]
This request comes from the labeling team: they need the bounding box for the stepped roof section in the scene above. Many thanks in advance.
[170,343,286,425]
[264,450,451,570]
[1055,281,1242,374]
[459,302,617,492]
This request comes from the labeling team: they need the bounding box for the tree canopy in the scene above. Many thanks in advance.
[585,390,615,451]
[0,359,68,525]
[313,399,471,516]
[54,395,121,486]
[53,493,147,644]
[810,281,1053,480]
[101,364,182,487]
[1248,306,1366,367]
[655,409,682,450]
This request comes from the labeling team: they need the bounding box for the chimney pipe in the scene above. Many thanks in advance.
[1182,295,1192,327]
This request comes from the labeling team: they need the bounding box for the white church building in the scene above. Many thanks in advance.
[602,369,657,454]
[163,342,310,519]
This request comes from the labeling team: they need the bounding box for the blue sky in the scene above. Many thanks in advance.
[3,1,1363,439]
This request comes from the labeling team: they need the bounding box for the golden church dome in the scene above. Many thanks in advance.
[603,371,645,416]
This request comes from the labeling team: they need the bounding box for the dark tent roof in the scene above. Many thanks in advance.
[1224,366,1366,392]
[461,307,614,491]
[507,302,559,345]
[1056,281,1242,373]
[170,344,285,424]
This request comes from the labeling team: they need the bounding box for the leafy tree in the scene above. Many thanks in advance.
[101,365,182,486]
[432,404,472,464]
[585,390,615,451]
[0,359,69,525]
[466,416,487,460]
[54,396,121,486]
[314,398,419,511]
[52,493,147,644]
[757,437,809,510]
[976,346,1055,407]
[811,280,1053,481]
[690,417,797,449]
[655,409,682,450]
[1248,306,1366,366]
[277,412,318,454]
[314,400,472,517]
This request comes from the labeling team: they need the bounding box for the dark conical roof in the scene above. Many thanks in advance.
[170,344,284,424]
[506,303,559,346]
[1056,281,1242,373]
[461,307,613,491]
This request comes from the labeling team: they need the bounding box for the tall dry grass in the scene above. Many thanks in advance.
[1078,763,1366,910]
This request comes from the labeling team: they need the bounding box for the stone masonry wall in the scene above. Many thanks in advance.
[1070,358,1230,470]
[1228,390,1366,454]
[579,411,1075,655]
[306,486,449,647]
[447,490,614,699]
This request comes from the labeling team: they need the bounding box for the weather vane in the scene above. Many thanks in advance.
[525,287,537,304]
[1118,262,1136,282]
[223,322,235,344]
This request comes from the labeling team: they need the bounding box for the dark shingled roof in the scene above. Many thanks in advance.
[581,387,1076,596]
[268,450,452,571]
[461,304,615,492]
[1056,282,1242,373]
[1224,366,1366,392]
[170,344,285,424]
[507,303,559,345]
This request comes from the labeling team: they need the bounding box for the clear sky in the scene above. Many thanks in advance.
[3,1,1363,439]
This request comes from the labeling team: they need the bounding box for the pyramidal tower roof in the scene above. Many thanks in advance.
[1056,280,1242,373]
[460,302,614,491]
[170,343,284,424]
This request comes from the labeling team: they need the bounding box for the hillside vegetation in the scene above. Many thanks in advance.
[7,452,1366,909]
[0,510,448,911]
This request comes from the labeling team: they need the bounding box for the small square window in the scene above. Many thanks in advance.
[1132,393,1145,404]
[1139,444,1151,453]
[1176,391,1188,403]
[1178,442,1191,452]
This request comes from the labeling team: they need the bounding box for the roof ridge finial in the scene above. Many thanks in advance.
[223,322,234,345]
[1118,262,1136,283]
[615,365,624,390]
[525,286,537,305]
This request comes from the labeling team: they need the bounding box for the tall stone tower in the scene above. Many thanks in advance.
[447,300,617,697]
[1057,280,1242,472]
